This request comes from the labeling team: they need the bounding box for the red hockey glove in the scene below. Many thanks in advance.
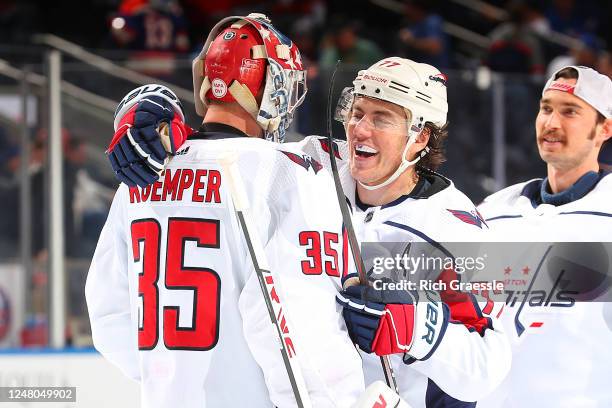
[336,275,449,360]
[108,85,192,187]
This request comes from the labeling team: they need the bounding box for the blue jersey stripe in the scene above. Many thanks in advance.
[485,215,523,221]
[487,211,612,222]
[383,221,454,258]
[559,210,612,218]
[426,378,476,407]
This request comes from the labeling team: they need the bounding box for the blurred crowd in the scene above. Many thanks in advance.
[1,0,610,76]
[0,126,115,261]
[0,0,610,259]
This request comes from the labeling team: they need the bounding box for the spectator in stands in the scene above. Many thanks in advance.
[318,17,384,70]
[597,2,612,56]
[486,0,545,75]
[180,0,263,48]
[272,0,326,66]
[597,51,612,79]
[0,127,20,257]
[0,127,19,185]
[547,33,605,78]
[515,0,550,36]
[29,132,47,260]
[288,22,323,138]
[0,0,40,45]
[442,0,504,38]
[268,0,325,39]
[30,129,90,258]
[545,0,600,38]
[396,0,449,68]
[109,0,190,76]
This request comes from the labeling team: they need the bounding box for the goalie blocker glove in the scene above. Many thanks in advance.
[107,84,191,187]
[337,274,449,361]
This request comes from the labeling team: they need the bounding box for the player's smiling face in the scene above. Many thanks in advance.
[536,78,603,171]
[346,97,409,185]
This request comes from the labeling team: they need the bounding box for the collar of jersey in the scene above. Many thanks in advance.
[188,122,248,140]
[521,170,604,207]
[355,168,449,211]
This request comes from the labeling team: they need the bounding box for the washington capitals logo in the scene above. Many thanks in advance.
[428,73,448,87]
[447,209,488,229]
[281,151,323,174]
[318,139,342,160]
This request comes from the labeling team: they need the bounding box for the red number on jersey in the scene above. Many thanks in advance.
[131,218,221,351]
[299,231,322,274]
[323,231,339,277]
[299,231,340,276]
[131,219,161,350]
[164,218,220,350]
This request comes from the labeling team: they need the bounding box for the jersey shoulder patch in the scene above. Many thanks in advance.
[447,209,488,229]
[279,150,323,174]
[317,138,342,160]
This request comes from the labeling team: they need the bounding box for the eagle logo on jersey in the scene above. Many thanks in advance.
[318,139,342,160]
[280,151,323,174]
[447,209,488,229]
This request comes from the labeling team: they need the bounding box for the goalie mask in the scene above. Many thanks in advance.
[336,57,448,190]
[192,13,307,143]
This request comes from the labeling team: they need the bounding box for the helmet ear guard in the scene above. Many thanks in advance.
[192,13,307,143]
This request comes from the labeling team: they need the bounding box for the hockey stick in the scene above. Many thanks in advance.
[325,61,399,393]
[219,154,312,408]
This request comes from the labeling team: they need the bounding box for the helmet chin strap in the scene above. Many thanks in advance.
[357,129,429,191]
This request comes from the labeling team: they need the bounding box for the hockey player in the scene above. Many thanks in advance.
[477,66,612,406]
[303,58,510,407]
[106,57,511,407]
[87,14,366,407]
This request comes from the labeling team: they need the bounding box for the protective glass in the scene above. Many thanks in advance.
[347,112,407,131]
[335,87,407,131]
[334,87,354,123]
[287,68,308,115]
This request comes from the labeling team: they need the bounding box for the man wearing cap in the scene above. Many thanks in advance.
[477,66,612,405]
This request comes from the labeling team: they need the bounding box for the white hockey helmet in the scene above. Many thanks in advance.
[113,84,184,132]
[337,57,448,190]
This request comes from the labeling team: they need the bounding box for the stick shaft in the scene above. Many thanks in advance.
[220,154,312,408]
[325,61,399,394]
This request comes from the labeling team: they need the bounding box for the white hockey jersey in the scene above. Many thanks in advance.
[295,136,511,407]
[86,131,364,408]
[477,173,612,407]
